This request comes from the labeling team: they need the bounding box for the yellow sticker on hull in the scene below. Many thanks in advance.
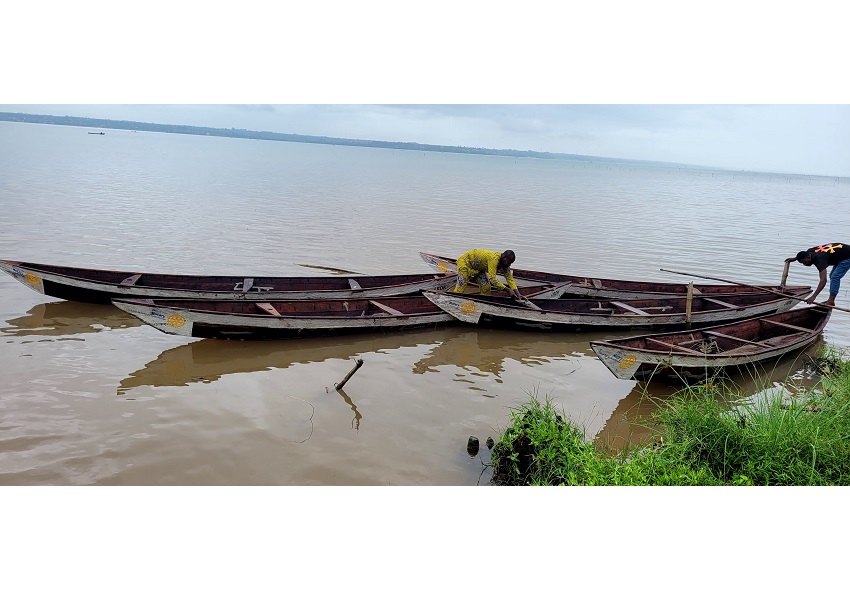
[619,355,637,369]
[460,301,476,314]
[167,313,187,328]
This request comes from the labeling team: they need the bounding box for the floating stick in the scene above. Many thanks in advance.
[335,358,364,391]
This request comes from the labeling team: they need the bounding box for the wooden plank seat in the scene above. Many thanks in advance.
[701,297,740,309]
[646,338,708,356]
[120,273,143,286]
[704,330,773,349]
[609,301,651,316]
[255,302,281,316]
[758,319,817,334]
[717,343,777,356]
[369,300,403,316]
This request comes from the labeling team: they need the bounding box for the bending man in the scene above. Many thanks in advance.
[454,249,524,301]
[785,242,850,307]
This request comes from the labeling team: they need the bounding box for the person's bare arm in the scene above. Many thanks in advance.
[807,270,828,303]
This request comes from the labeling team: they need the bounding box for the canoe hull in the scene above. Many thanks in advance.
[419,252,811,300]
[0,260,458,303]
[112,299,455,340]
[422,291,804,331]
[590,306,832,381]
[111,283,570,341]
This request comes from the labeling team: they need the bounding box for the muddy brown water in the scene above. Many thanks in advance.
[1,121,848,484]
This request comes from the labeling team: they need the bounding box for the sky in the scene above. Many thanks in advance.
[4,3,849,178]
[2,103,848,176]
[6,0,850,176]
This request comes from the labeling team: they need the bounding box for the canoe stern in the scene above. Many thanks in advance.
[591,343,643,380]
[0,261,46,296]
[113,300,194,337]
[422,291,482,324]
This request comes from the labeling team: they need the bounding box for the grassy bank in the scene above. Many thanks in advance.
[490,346,850,485]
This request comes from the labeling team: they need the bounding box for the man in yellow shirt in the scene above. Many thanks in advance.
[453,249,524,301]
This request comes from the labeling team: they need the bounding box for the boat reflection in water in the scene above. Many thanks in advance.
[115,321,825,450]
[593,343,826,452]
[412,328,611,380]
[118,328,449,392]
[1,301,142,337]
[117,328,452,428]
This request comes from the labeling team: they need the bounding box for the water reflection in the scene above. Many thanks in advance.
[1,301,142,337]
[336,389,362,430]
[117,328,449,393]
[593,345,826,452]
[412,328,622,380]
[593,383,672,451]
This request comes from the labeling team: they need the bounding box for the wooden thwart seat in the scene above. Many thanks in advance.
[705,330,772,349]
[369,300,403,316]
[120,273,143,286]
[759,319,816,333]
[646,338,707,356]
[609,301,651,316]
[701,297,740,309]
[255,302,281,316]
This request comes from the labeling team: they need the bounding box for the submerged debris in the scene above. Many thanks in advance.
[467,436,479,456]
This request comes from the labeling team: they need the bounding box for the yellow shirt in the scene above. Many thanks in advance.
[458,249,517,290]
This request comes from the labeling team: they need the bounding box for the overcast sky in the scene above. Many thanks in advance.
[3,3,849,177]
[3,103,848,176]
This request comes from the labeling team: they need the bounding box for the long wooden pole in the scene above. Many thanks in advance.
[780,261,791,287]
[660,268,850,314]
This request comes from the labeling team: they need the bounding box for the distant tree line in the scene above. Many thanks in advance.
[0,111,681,167]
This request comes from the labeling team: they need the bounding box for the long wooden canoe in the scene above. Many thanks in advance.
[422,289,806,331]
[111,283,571,340]
[0,259,462,303]
[590,306,831,381]
[419,251,811,300]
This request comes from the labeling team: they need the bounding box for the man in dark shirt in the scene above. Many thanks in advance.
[785,242,850,306]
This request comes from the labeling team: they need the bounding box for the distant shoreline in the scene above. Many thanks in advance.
[2,111,843,179]
[0,110,694,168]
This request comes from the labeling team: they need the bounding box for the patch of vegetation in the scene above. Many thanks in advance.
[490,346,850,486]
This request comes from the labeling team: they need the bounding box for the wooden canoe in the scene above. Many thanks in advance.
[422,289,807,331]
[590,306,832,381]
[419,251,811,300]
[111,283,572,340]
[0,259,462,304]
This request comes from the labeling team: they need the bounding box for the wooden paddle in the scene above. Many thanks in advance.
[660,268,850,314]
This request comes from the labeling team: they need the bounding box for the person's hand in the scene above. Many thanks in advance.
[805,295,816,304]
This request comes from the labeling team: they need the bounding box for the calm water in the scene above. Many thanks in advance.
[1,121,848,485]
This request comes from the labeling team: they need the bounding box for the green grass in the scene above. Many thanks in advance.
[490,346,850,486]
